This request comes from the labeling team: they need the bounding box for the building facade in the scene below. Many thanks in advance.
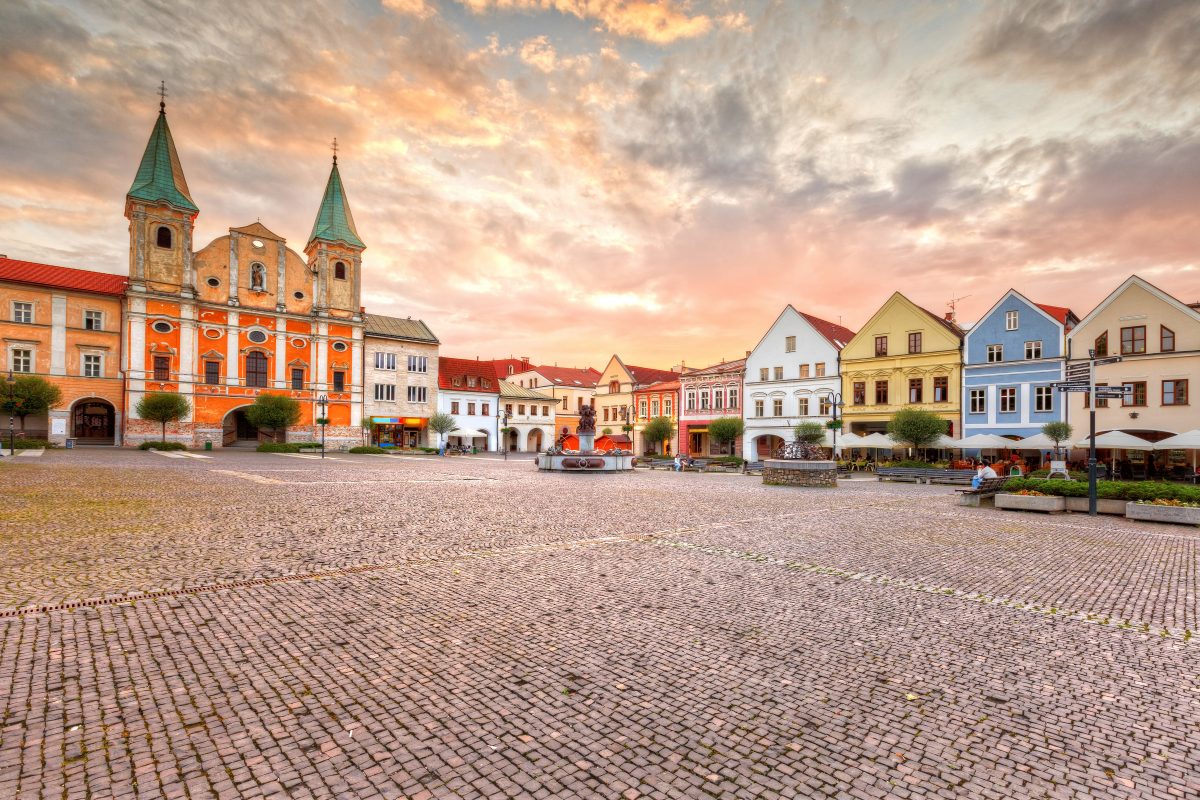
[840,293,964,437]
[678,359,745,457]
[743,306,854,458]
[363,314,439,448]
[499,380,556,452]
[121,103,365,447]
[0,258,127,445]
[508,365,598,442]
[962,291,1077,440]
[593,356,679,452]
[633,379,679,455]
[1066,276,1199,445]
[437,357,499,450]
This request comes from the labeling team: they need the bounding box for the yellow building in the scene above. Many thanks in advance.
[593,355,679,450]
[840,292,964,436]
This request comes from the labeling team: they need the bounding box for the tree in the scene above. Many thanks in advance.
[793,421,826,444]
[136,391,191,442]
[429,412,456,449]
[708,416,745,455]
[642,416,675,454]
[0,375,63,432]
[245,394,302,443]
[887,408,948,457]
[1042,421,1073,458]
[602,427,613,436]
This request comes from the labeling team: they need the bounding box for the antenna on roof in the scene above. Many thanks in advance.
[946,293,971,323]
[158,80,168,113]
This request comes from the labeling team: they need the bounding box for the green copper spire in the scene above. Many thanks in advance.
[127,97,198,213]
[308,153,365,250]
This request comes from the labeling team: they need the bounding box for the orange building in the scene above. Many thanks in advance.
[122,100,365,446]
[0,258,126,444]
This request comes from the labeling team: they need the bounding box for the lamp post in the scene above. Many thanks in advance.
[317,394,329,459]
[827,391,844,458]
[619,406,632,453]
[498,408,510,460]
[5,371,15,457]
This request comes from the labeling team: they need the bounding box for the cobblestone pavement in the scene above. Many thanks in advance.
[1,450,1197,798]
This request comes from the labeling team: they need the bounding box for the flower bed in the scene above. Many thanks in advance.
[1126,501,1200,526]
[1003,477,1200,504]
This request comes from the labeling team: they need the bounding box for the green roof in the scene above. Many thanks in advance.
[127,110,198,213]
[308,161,365,249]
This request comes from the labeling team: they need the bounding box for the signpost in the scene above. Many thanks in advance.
[1055,352,1123,515]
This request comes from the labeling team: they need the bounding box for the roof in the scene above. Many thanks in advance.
[0,257,127,296]
[527,365,600,387]
[127,109,198,213]
[637,380,680,393]
[800,313,856,350]
[602,434,632,444]
[682,357,746,378]
[498,380,556,401]
[364,313,439,344]
[1036,303,1076,325]
[625,364,681,387]
[438,357,499,393]
[230,222,285,242]
[492,357,534,377]
[308,161,365,249]
[917,304,965,339]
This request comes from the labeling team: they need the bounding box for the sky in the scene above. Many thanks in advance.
[0,0,1197,369]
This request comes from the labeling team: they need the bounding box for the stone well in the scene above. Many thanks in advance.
[763,459,837,487]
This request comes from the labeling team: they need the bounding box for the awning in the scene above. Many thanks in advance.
[448,428,489,439]
[606,434,632,444]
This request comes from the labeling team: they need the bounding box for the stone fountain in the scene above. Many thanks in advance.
[762,437,838,487]
[536,406,634,472]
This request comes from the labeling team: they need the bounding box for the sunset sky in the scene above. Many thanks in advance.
[1,0,1197,369]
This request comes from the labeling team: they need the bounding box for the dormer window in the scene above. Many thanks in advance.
[334,261,347,280]
[156,226,173,249]
[467,376,477,388]
[452,377,461,387]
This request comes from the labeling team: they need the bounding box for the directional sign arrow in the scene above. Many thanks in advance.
[1056,385,1093,392]
[1092,356,1124,366]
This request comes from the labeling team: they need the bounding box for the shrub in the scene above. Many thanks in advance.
[887,408,948,452]
[256,442,301,453]
[136,391,191,442]
[1003,477,1200,503]
[0,375,63,431]
[138,441,186,451]
[12,437,53,449]
[416,447,439,453]
[245,394,302,442]
[642,416,675,453]
[349,445,387,454]
[706,455,745,465]
[708,417,744,454]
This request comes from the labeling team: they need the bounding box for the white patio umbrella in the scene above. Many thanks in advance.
[932,433,959,449]
[448,428,488,439]
[1152,429,1200,469]
[953,433,1017,450]
[1078,430,1154,473]
[1014,433,1075,451]
[858,432,896,449]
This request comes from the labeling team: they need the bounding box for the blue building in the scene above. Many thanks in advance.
[963,290,1079,440]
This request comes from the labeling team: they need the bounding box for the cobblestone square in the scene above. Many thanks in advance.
[1,450,1197,799]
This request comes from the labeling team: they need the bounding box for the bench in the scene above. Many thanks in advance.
[925,469,976,485]
[684,459,710,472]
[646,460,675,470]
[955,477,1010,506]
[704,461,742,473]
[876,467,927,483]
[742,461,764,475]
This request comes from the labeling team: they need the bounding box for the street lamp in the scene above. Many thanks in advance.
[498,408,510,460]
[4,371,14,457]
[619,406,632,453]
[827,391,845,459]
[316,394,329,459]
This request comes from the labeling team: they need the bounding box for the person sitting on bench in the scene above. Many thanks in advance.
[971,463,998,489]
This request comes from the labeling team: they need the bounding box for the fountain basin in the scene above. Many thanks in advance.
[536,450,635,472]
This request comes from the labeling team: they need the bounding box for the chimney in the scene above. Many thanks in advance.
[944,312,954,322]
[745,350,751,358]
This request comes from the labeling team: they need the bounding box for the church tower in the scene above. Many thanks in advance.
[125,90,199,297]
[305,148,364,320]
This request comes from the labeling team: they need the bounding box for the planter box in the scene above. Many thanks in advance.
[995,494,1066,514]
[1064,497,1127,515]
[763,459,837,488]
[1125,502,1200,526]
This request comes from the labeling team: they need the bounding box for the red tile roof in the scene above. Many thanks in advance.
[916,305,965,338]
[1036,303,1075,325]
[800,312,856,349]
[683,357,746,377]
[438,357,499,393]
[532,365,600,387]
[637,379,680,393]
[626,364,680,386]
[491,357,534,378]
[0,257,126,296]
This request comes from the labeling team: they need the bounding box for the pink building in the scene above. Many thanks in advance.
[678,357,747,456]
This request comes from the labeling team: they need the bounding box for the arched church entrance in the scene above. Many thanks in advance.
[71,398,115,444]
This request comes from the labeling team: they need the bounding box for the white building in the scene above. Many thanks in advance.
[437,357,500,451]
[742,305,855,459]
[499,380,557,452]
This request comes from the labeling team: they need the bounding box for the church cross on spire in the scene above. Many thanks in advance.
[331,136,339,165]
[158,80,167,113]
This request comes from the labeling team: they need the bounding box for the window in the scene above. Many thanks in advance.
[772,398,784,416]
[1161,326,1175,353]
[481,403,489,416]
[609,380,620,393]
[206,277,221,288]
[664,398,672,416]
[332,371,345,392]
[874,381,888,404]
[1005,310,1018,330]
[999,387,1016,413]
[374,384,395,402]
[1163,380,1188,406]
[334,261,347,280]
[1120,326,1146,355]
[638,400,647,418]
[408,386,427,403]
[728,388,738,409]
[245,352,267,387]
[374,352,396,370]
[519,404,527,416]
[759,368,768,381]
[451,401,460,414]
[82,354,101,378]
[291,368,304,390]
[542,406,549,416]
[408,355,428,372]
[1024,341,1042,360]
[205,361,221,385]
[755,399,764,417]
[650,399,660,416]
[1123,381,1147,407]
[12,301,33,324]
[247,329,268,345]
[908,332,922,354]
[1035,386,1053,412]
[933,376,948,402]
[818,396,832,416]
[156,226,172,248]
[686,391,696,411]
[505,404,514,415]
[797,397,809,416]
[466,376,477,388]
[713,388,724,409]
[152,355,171,381]
[1094,331,1108,358]
[799,364,809,379]
[84,311,103,331]
[874,336,887,357]
[11,348,31,373]
[331,341,347,352]
[294,291,305,300]
[986,344,1003,363]
[969,388,986,414]
[467,402,476,415]
[908,378,923,403]
[785,336,796,353]
[603,407,610,422]
[700,392,710,410]
[1093,383,1110,408]
[852,381,866,405]
[773,366,783,381]
[815,362,825,377]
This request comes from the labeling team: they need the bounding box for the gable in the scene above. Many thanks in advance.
[966,291,1065,361]
[1069,278,1200,350]
[842,293,961,360]
[747,306,839,367]
[597,355,632,387]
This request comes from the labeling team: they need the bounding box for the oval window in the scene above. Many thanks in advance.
[291,338,308,349]
[293,291,305,300]
[152,321,173,334]
[251,239,265,249]
[331,341,348,352]
[203,328,222,340]
[247,329,269,344]
[205,276,221,288]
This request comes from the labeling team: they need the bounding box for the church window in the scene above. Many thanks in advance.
[249,262,266,291]
[153,356,170,381]
[152,320,173,334]
[156,226,173,249]
[247,329,269,344]
[332,371,345,392]
[205,361,221,385]
[245,352,268,388]
[334,261,347,280]
[293,291,305,300]
[251,239,265,249]
[331,341,348,352]
[206,276,221,287]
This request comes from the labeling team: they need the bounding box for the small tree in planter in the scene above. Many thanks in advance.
[708,416,744,456]
[428,412,456,451]
[1,375,63,432]
[642,416,675,455]
[245,394,302,443]
[1042,421,1073,459]
[135,391,191,443]
[887,408,947,460]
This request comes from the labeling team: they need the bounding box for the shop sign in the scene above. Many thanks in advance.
[372,417,400,424]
